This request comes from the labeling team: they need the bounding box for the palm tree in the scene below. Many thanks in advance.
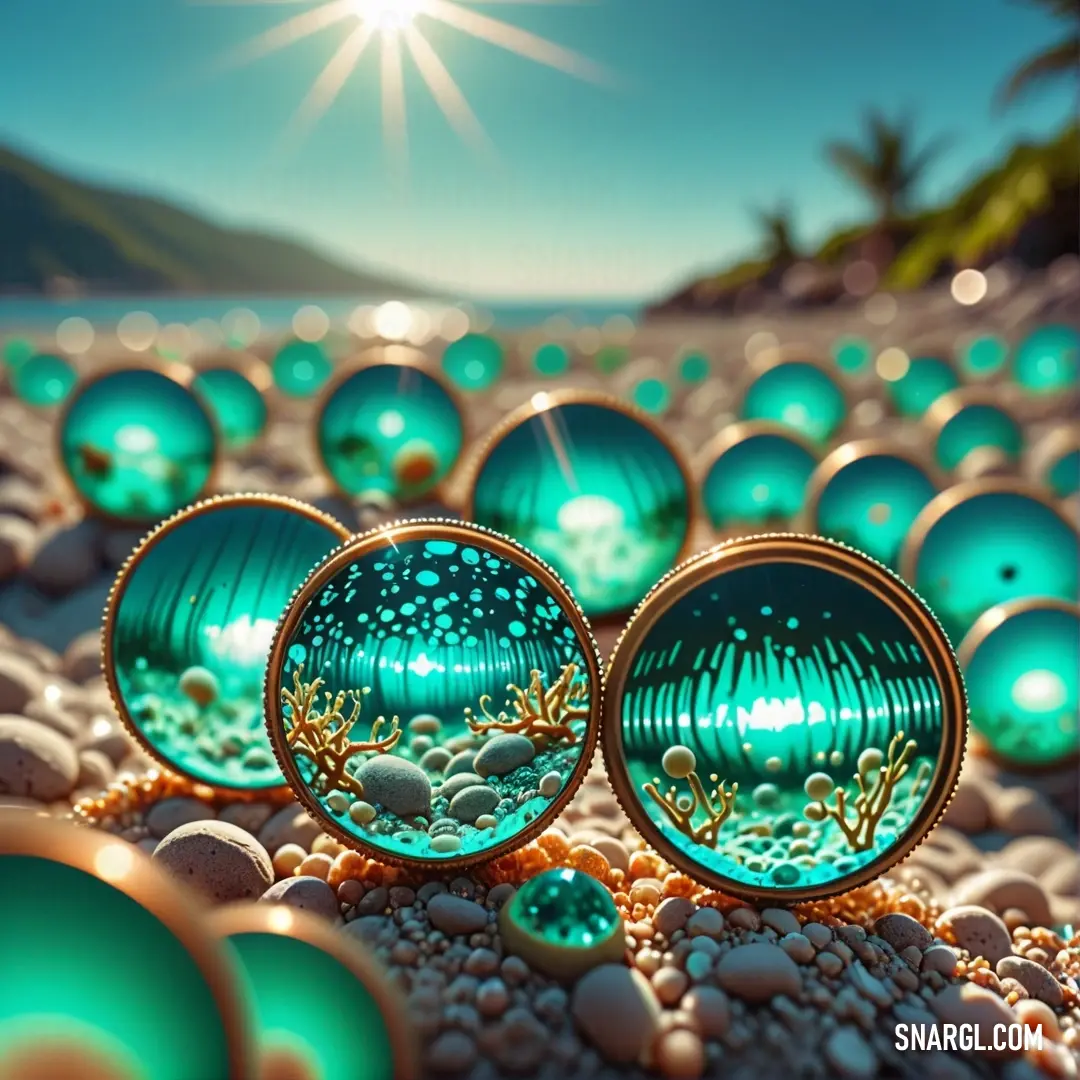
[825,112,950,226]
[753,203,799,263]
[998,0,1080,108]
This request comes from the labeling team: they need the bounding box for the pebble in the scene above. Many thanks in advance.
[217,801,275,835]
[685,907,724,938]
[61,630,102,684]
[991,785,1060,835]
[145,796,217,839]
[715,943,801,1002]
[271,843,307,878]
[476,977,510,1017]
[427,1030,477,1073]
[1013,1000,1061,1041]
[0,515,35,579]
[681,986,730,1038]
[950,869,1052,927]
[443,750,478,778]
[357,756,431,817]
[590,836,629,872]
[726,907,761,931]
[408,714,442,736]
[941,782,990,833]
[257,803,323,854]
[76,749,114,790]
[653,897,697,938]
[449,784,501,824]
[419,747,452,773]
[431,834,462,854]
[0,656,42,714]
[996,835,1075,877]
[761,908,800,937]
[802,922,833,949]
[996,955,1064,1006]
[0,715,79,799]
[779,933,815,964]
[438,772,487,801]
[491,1008,549,1073]
[538,770,561,798]
[153,820,273,903]
[298,853,333,881]
[921,944,958,977]
[823,1026,878,1080]
[655,1029,705,1079]
[938,904,1016,965]
[26,521,102,596]
[873,912,933,953]
[652,966,689,1006]
[474,733,535,778]
[929,984,1021,1057]
[259,876,341,921]
[571,965,661,1064]
[357,886,389,915]
[427,893,488,936]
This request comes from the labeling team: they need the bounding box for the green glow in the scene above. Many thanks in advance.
[678,352,711,383]
[0,856,235,1079]
[885,357,959,418]
[59,369,216,522]
[532,342,570,377]
[832,337,872,374]
[276,536,594,861]
[442,334,503,391]
[701,432,815,529]
[112,503,344,789]
[1013,325,1079,395]
[632,378,671,415]
[740,362,846,444]
[11,353,77,407]
[271,340,332,398]
[318,363,463,500]
[815,452,936,570]
[1046,448,1080,498]
[505,868,619,948]
[224,931,395,1080]
[961,335,1009,377]
[470,402,690,616]
[911,490,1079,646]
[935,403,1023,471]
[2,337,35,369]
[963,604,1079,768]
[192,368,268,450]
[619,560,945,894]
[594,346,629,374]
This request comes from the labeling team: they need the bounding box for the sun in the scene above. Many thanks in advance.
[351,0,424,32]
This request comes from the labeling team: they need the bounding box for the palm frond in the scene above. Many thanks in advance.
[997,34,1080,106]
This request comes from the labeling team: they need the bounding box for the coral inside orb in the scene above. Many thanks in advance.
[613,556,952,896]
[270,529,597,864]
[108,499,347,789]
[59,369,216,522]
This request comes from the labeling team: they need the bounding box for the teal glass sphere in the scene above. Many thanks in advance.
[885,356,959,418]
[271,339,333,398]
[931,396,1023,472]
[442,334,504,391]
[959,600,1079,769]
[902,482,1080,647]
[11,352,77,406]
[700,423,817,531]
[1047,448,1080,499]
[808,444,938,571]
[106,496,348,790]
[532,342,570,377]
[604,536,964,900]
[832,337,872,374]
[2,337,34,369]
[60,368,217,523]
[0,819,248,1080]
[317,360,464,502]
[678,352,711,384]
[740,360,846,444]
[213,911,409,1080]
[267,522,600,866]
[468,395,692,617]
[192,366,268,450]
[1013,325,1079,396]
[632,377,671,415]
[960,335,1009,378]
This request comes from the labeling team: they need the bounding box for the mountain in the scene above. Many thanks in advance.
[0,145,423,296]
[649,123,1080,316]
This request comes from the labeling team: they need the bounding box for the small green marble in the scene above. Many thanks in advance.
[832,337,872,374]
[632,377,671,415]
[532,342,570,377]
[886,356,959,418]
[678,352,711,384]
[12,353,77,406]
[1013,325,1079,396]
[442,334,504,391]
[594,345,629,374]
[1,337,34,369]
[960,335,1009,378]
[192,367,268,450]
[740,361,846,444]
[935,402,1023,472]
[271,340,332,398]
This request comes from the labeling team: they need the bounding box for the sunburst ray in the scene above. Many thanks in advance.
[220,0,354,68]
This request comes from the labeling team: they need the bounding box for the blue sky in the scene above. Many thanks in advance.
[0,0,1074,300]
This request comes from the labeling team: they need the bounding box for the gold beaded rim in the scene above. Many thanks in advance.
[601,532,968,905]
[207,903,420,1080]
[102,493,352,798]
[263,516,604,872]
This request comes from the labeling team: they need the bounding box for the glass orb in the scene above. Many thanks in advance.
[806,442,938,571]
[699,422,817,531]
[885,356,959,418]
[1047,449,1080,499]
[467,394,693,618]
[59,368,217,523]
[210,907,415,1080]
[1013,325,1079,396]
[960,335,1009,378]
[740,359,846,444]
[959,600,1079,769]
[2,337,35,369]
[929,393,1023,472]
[0,818,249,1080]
[631,378,671,415]
[832,337,872,375]
[271,339,332,398]
[11,352,77,406]
[105,496,349,791]
[442,334,503,391]
[192,366,268,451]
[603,535,965,901]
[266,521,601,867]
[499,868,624,980]
[532,342,570,377]
[317,359,464,503]
[901,480,1079,647]
[678,352,711,384]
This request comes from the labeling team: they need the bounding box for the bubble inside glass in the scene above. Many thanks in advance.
[109,500,347,789]
[905,487,1079,647]
[961,602,1079,768]
[318,362,464,501]
[469,399,691,617]
[271,530,597,863]
[740,361,846,444]
[192,367,268,450]
[934,402,1023,472]
[612,553,953,896]
[60,368,216,522]
[701,428,816,530]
